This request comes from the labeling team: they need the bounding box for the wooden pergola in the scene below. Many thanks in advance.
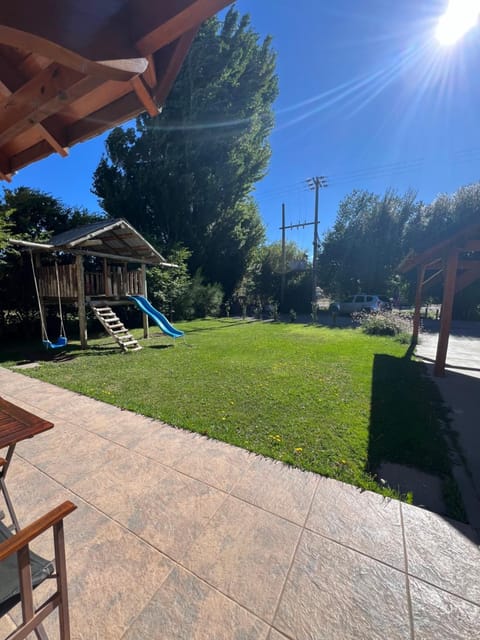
[399,221,480,377]
[0,0,232,180]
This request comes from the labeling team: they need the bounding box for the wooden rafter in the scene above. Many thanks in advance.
[0,0,233,177]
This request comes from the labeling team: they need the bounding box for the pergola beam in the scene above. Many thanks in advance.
[434,250,459,377]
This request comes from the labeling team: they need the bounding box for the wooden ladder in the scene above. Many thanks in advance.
[91,305,142,352]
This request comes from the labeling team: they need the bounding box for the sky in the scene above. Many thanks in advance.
[4,0,480,254]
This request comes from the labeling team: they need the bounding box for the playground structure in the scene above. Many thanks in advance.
[12,218,181,351]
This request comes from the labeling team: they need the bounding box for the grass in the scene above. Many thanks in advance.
[0,318,463,516]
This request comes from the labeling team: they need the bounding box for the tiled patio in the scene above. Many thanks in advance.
[0,366,479,639]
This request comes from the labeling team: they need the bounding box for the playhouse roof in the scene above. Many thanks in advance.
[12,218,169,265]
[0,0,232,181]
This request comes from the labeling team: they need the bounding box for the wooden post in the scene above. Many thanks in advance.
[412,263,426,342]
[434,250,458,377]
[76,255,87,349]
[103,258,110,296]
[141,263,149,339]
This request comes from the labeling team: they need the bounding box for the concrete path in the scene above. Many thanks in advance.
[0,367,479,639]
[416,327,480,534]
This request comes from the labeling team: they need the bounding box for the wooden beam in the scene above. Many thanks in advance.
[457,259,480,270]
[141,263,149,338]
[75,255,88,349]
[66,91,143,146]
[464,240,480,252]
[412,263,426,342]
[134,0,231,56]
[455,264,480,294]
[0,55,69,157]
[130,76,159,117]
[143,54,157,88]
[152,28,198,104]
[422,268,443,292]
[434,250,459,377]
[0,25,147,81]
[0,64,99,147]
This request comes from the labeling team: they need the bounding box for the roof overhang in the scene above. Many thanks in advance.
[0,0,232,181]
[10,218,175,265]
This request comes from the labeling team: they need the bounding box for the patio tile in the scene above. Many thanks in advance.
[82,410,161,449]
[306,477,405,569]
[402,502,480,605]
[184,495,302,622]
[122,565,269,640]
[0,614,16,637]
[171,436,254,492]
[133,424,208,468]
[42,518,174,640]
[274,529,411,640]
[231,456,318,525]
[410,577,480,639]
[16,422,130,487]
[70,452,227,559]
[268,630,292,640]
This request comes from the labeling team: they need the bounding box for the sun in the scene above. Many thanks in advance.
[436,0,480,45]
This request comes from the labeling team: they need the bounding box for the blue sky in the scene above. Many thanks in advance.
[4,0,480,253]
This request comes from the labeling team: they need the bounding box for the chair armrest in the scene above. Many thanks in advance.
[0,501,76,561]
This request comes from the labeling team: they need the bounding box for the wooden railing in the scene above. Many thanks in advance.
[38,265,144,298]
[38,264,78,298]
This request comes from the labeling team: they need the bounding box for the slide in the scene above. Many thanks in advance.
[128,295,184,338]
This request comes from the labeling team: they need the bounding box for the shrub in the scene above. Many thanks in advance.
[176,270,224,319]
[353,311,412,340]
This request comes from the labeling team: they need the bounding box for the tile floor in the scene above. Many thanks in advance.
[0,367,479,639]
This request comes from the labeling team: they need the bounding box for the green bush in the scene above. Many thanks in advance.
[176,270,224,319]
[353,311,412,340]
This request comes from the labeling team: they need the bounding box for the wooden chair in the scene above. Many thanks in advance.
[0,501,77,640]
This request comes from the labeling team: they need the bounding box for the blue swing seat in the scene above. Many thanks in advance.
[43,336,68,350]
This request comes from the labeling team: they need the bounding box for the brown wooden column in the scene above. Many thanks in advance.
[434,250,459,377]
[412,263,426,342]
[141,263,149,339]
[76,255,87,349]
[103,258,110,296]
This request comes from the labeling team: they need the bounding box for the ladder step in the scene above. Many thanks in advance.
[91,303,141,353]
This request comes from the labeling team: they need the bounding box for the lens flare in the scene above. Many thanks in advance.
[436,0,480,45]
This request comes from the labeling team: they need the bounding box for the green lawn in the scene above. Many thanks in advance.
[0,319,461,516]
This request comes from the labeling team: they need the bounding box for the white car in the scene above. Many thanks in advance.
[329,294,391,315]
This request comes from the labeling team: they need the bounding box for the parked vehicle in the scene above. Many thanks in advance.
[329,294,391,315]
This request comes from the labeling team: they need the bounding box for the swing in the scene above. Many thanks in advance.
[30,251,68,350]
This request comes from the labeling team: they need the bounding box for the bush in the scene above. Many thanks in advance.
[353,311,412,340]
[176,270,224,319]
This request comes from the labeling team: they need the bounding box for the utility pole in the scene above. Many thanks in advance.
[279,214,315,308]
[306,176,328,303]
[281,203,286,306]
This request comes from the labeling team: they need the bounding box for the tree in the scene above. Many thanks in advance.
[318,189,419,297]
[0,208,12,253]
[0,187,103,338]
[93,7,277,298]
[403,182,480,318]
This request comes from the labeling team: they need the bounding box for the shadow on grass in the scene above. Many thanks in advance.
[184,318,257,334]
[368,343,477,540]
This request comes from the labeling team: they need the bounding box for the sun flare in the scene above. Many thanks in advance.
[436,0,480,44]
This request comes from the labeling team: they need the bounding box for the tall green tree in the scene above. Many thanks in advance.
[318,189,419,297]
[93,7,277,297]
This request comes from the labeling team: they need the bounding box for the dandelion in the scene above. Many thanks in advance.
[294,447,303,453]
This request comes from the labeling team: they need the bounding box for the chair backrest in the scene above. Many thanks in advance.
[0,501,77,640]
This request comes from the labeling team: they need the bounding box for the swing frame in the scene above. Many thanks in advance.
[30,252,68,350]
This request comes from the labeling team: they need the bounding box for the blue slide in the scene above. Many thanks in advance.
[128,295,184,338]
